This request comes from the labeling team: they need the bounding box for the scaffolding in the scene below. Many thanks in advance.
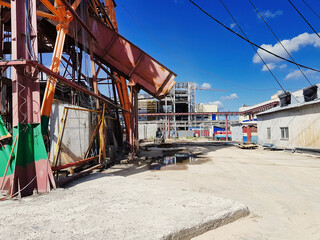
[138,82,239,138]
[0,0,176,198]
[158,82,196,132]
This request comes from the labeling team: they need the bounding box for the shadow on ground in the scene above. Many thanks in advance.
[61,140,232,188]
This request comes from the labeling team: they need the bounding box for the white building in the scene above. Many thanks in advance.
[257,85,320,149]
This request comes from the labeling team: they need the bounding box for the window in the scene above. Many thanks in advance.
[267,128,271,139]
[280,127,289,140]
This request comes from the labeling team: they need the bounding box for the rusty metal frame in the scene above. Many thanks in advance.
[0,0,177,193]
[0,0,58,21]
[0,60,128,111]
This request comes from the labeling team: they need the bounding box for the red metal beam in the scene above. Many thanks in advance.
[139,112,241,116]
[68,15,177,99]
[0,60,129,112]
[52,156,99,171]
[32,61,128,110]
[241,101,279,115]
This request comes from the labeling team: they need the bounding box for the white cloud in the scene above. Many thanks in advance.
[253,32,320,64]
[285,69,306,80]
[221,93,239,101]
[200,82,211,89]
[261,63,287,72]
[285,69,320,80]
[230,23,236,29]
[208,101,223,108]
[259,10,283,19]
[261,63,276,71]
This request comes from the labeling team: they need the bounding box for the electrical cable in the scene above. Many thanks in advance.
[219,0,286,92]
[118,2,281,92]
[25,0,33,60]
[249,0,312,86]
[301,0,320,21]
[288,0,320,40]
[187,0,320,73]
[11,175,37,198]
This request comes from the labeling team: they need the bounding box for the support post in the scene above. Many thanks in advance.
[225,115,228,141]
[40,24,69,134]
[90,50,99,110]
[247,126,251,143]
[129,87,134,152]
[133,89,139,150]
[0,0,55,197]
[168,115,170,139]
[99,104,106,163]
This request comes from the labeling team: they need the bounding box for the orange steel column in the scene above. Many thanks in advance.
[104,0,118,31]
[41,24,68,134]
[40,0,81,135]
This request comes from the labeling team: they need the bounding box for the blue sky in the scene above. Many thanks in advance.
[114,0,320,111]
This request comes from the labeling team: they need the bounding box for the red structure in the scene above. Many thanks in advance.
[0,0,176,198]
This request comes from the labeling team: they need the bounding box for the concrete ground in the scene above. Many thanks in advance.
[189,142,320,240]
[1,139,319,239]
[114,140,320,239]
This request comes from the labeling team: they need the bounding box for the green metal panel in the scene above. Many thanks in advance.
[0,115,15,178]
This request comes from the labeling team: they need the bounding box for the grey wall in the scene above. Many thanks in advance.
[138,124,158,140]
[176,130,194,138]
[231,125,243,142]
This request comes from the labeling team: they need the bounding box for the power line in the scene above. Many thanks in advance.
[288,0,320,40]
[219,0,286,92]
[118,2,280,92]
[302,0,320,21]
[187,0,320,73]
[249,0,312,86]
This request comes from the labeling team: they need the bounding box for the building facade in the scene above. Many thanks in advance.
[257,85,320,149]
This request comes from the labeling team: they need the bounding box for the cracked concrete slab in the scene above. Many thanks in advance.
[0,172,248,240]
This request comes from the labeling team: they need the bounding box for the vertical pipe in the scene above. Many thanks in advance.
[225,115,228,141]
[129,86,134,152]
[133,89,139,150]
[168,115,170,139]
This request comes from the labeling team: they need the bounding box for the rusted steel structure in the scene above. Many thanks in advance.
[0,0,176,198]
[241,101,279,121]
